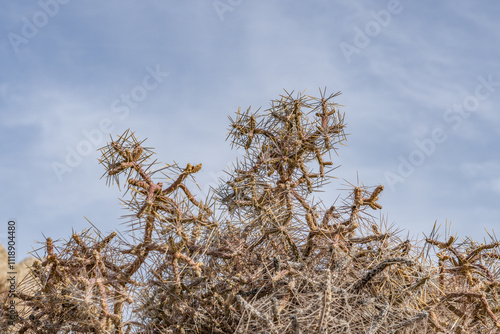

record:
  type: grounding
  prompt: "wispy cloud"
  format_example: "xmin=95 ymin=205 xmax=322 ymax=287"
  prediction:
xmin=1 ymin=1 xmax=499 ymax=259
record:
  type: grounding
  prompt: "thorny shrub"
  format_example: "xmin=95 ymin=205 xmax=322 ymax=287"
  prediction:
xmin=2 ymin=90 xmax=500 ymax=333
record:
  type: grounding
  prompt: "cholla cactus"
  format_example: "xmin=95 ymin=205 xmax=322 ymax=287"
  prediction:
xmin=4 ymin=89 xmax=500 ymax=333
xmin=216 ymin=90 xmax=347 ymax=261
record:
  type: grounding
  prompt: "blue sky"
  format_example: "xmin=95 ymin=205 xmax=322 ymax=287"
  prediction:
xmin=1 ymin=1 xmax=499 ymax=261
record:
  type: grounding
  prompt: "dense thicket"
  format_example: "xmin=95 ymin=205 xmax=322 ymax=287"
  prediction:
xmin=2 ymin=90 xmax=500 ymax=333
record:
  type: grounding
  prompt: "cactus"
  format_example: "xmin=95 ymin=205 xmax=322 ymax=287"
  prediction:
xmin=2 ymin=89 xmax=500 ymax=333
